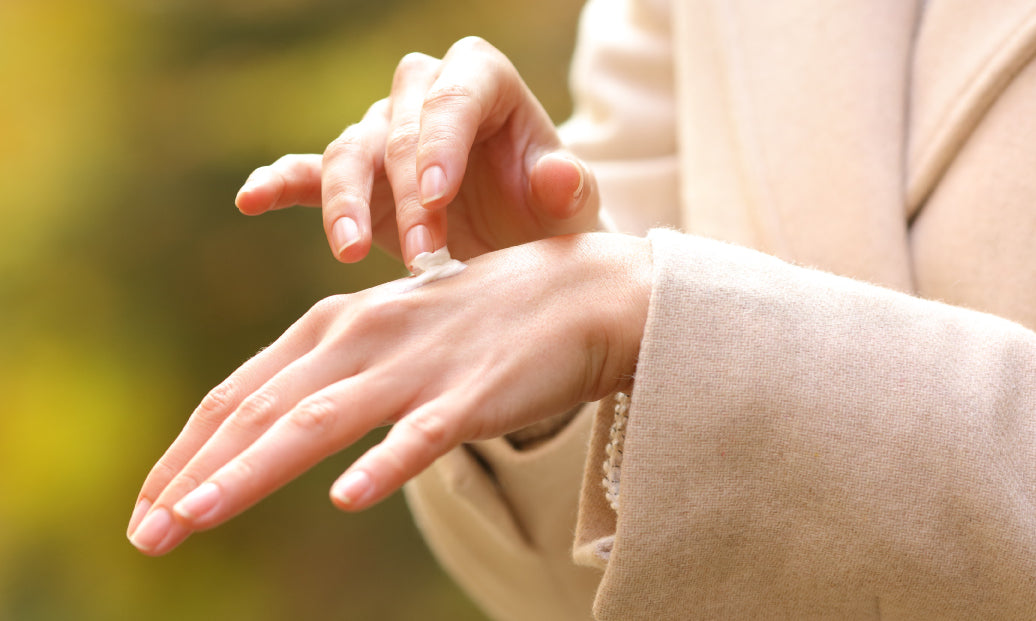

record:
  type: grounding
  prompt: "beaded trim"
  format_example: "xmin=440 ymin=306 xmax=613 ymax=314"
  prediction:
xmin=602 ymin=392 xmax=630 ymax=512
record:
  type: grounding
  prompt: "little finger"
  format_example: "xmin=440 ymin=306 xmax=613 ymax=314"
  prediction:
xmin=331 ymin=397 xmax=465 ymax=511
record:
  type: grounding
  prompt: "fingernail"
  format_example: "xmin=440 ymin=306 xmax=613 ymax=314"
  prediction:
xmin=331 ymin=216 xmax=360 ymax=256
xmin=405 ymin=225 xmax=433 ymax=262
xmin=174 ymin=482 xmax=221 ymax=522
xmin=127 ymin=498 xmax=151 ymax=537
xmin=420 ymin=165 xmax=447 ymax=205
xmin=129 ymin=507 xmax=172 ymax=552
xmin=332 ymin=470 xmax=371 ymax=506
xmin=569 ymin=159 xmax=585 ymax=200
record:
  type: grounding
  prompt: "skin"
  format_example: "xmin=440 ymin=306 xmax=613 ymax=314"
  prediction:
xmin=233 ymin=37 xmax=599 ymax=269
xmin=127 ymin=37 xmax=651 ymax=556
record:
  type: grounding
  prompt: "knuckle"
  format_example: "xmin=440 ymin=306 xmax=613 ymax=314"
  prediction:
xmin=198 ymin=379 xmax=238 ymax=419
xmin=147 ymin=457 xmax=179 ymax=488
xmin=302 ymin=294 xmax=352 ymax=342
xmin=366 ymin=97 xmax=391 ymax=119
xmin=308 ymin=289 xmax=422 ymax=352
xmin=308 ymin=294 xmax=349 ymax=322
xmin=423 ymin=83 xmax=476 ymax=109
xmin=422 ymin=83 xmax=478 ymax=119
xmin=384 ymin=122 xmax=421 ymax=163
xmin=230 ymin=390 xmax=279 ymax=429
xmin=415 ymin=129 xmax=461 ymax=165
xmin=273 ymin=153 xmax=315 ymax=180
xmin=169 ymin=471 xmax=203 ymax=498
xmin=323 ymin=127 xmax=368 ymax=164
xmin=394 ymin=52 xmax=436 ymax=82
xmin=451 ymin=35 xmax=492 ymax=56
xmin=349 ymin=293 xmax=417 ymax=332
xmin=288 ymin=395 xmax=340 ymax=433
xmin=372 ymin=442 xmax=409 ymax=482
xmin=399 ymin=411 xmax=450 ymax=451
xmin=222 ymin=454 xmax=257 ymax=484
xmin=322 ymin=181 xmax=365 ymax=215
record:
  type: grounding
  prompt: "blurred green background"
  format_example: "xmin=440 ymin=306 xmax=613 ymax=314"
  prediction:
xmin=0 ymin=0 xmax=582 ymax=618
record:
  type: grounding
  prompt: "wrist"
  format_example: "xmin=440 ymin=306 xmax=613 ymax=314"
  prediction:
xmin=458 ymin=233 xmax=651 ymax=424
xmin=568 ymin=233 xmax=652 ymax=400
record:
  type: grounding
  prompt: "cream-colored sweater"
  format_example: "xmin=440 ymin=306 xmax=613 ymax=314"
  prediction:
xmin=406 ymin=0 xmax=1036 ymax=618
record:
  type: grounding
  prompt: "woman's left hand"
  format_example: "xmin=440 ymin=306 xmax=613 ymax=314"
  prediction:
xmin=126 ymin=233 xmax=651 ymax=556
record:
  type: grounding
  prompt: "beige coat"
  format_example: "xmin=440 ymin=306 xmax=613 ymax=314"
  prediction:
xmin=405 ymin=0 xmax=1036 ymax=618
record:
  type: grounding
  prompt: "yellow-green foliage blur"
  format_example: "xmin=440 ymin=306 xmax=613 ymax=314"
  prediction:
xmin=0 ymin=0 xmax=582 ymax=618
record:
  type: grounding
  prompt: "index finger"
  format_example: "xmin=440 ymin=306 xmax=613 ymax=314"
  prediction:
xmin=321 ymin=99 xmax=390 ymax=263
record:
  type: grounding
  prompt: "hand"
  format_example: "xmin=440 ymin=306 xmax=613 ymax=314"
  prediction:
xmin=126 ymin=233 xmax=650 ymax=556
xmin=234 ymin=37 xmax=599 ymax=269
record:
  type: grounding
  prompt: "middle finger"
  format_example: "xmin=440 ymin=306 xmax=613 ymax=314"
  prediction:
xmin=384 ymin=52 xmax=446 ymax=267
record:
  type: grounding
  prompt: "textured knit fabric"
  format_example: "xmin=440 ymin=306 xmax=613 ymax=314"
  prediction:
xmin=404 ymin=0 xmax=1036 ymax=618
xmin=578 ymin=230 xmax=1036 ymax=619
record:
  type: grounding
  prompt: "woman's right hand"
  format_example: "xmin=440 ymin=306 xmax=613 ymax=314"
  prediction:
xmin=234 ymin=36 xmax=600 ymax=269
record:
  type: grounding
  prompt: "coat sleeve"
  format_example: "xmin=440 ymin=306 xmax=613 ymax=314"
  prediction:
xmin=575 ymin=228 xmax=1036 ymax=620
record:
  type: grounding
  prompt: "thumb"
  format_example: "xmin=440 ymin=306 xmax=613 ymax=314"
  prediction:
xmin=529 ymin=152 xmax=599 ymax=232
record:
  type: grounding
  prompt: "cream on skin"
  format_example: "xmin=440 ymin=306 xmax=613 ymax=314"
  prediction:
xmin=398 ymin=246 xmax=467 ymax=291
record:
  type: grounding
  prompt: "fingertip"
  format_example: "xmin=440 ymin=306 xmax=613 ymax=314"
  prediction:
xmin=234 ymin=188 xmax=265 ymax=215
xmin=126 ymin=497 xmax=152 ymax=539
xmin=128 ymin=506 xmax=174 ymax=554
xmin=336 ymin=242 xmax=373 ymax=264
xmin=140 ymin=528 xmax=192 ymax=557
xmin=330 ymin=469 xmax=373 ymax=512
xmin=403 ymin=224 xmax=434 ymax=268
xmin=235 ymin=168 xmax=278 ymax=215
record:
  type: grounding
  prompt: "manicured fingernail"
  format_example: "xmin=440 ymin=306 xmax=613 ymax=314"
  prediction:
xmin=405 ymin=225 xmax=433 ymax=263
xmin=420 ymin=165 xmax=447 ymax=205
xmin=332 ymin=470 xmax=371 ymax=506
xmin=127 ymin=498 xmax=151 ymax=537
xmin=129 ymin=507 xmax=172 ymax=552
xmin=174 ymin=482 xmax=221 ymax=522
xmin=331 ymin=216 xmax=360 ymax=257
xmin=569 ymin=158 xmax=585 ymax=200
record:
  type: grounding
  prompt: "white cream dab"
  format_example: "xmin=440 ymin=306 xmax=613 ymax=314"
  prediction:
xmin=397 ymin=246 xmax=467 ymax=292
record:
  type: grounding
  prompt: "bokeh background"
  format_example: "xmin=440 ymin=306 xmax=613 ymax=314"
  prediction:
xmin=0 ymin=0 xmax=583 ymax=618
